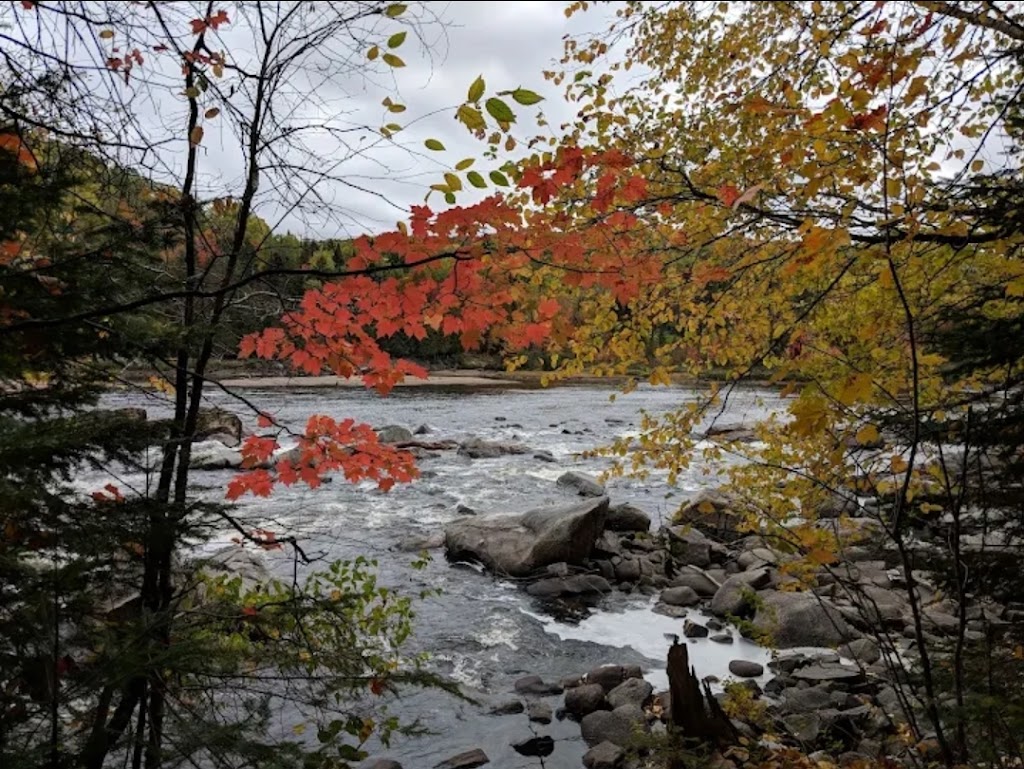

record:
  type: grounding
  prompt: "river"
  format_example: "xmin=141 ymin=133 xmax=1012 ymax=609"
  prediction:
xmin=94 ymin=380 xmax=783 ymax=768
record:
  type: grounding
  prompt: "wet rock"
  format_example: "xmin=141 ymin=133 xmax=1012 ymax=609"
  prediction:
xmin=684 ymin=619 xmax=709 ymax=638
xmin=583 ymin=741 xmax=625 ymax=769
xmin=565 ymin=683 xmax=607 ymax=717
xmin=586 ymin=665 xmax=639 ymax=692
xmin=444 ymin=497 xmax=608 ymax=577
xmin=533 ymin=450 xmax=556 ymax=463
xmin=606 ymin=503 xmax=652 ymax=532
xmin=737 ymin=547 xmax=779 ymax=570
xmin=514 ymin=675 xmax=563 ymax=696
xmin=711 ymin=633 xmax=733 ymax=644
xmin=660 ymin=585 xmax=701 ymax=607
xmin=455 ymin=503 xmax=476 ymax=516
xmin=556 ymin=470 xmax=606 ymax=498
xmin=393 ymin=532 xmax=445 ymax=552
xmin=614 ymin=558 xmax=642 ymax=582
xmin=527 ymin=701 xmax=553 ymax=724
xmin=792 ymin=664 xmax=864 ymax=684
xmin=781 ymin=685 xmax=832 ymax=713
xmin=705 ymin=423 xmax=757 ymax=443
xmin=782 ymin=712 xmax=823 ymax=744
xmin=670 ymin=566 xmax=721 ymax=597
xmin=196 ymin=407 xmax=242 ymax=445
xmin=580 ymin=704 xmax=648 ymax=747
xmin=413 ymin=424 xmax=431 ymax=435
xmin=752 ymin=591 xmax=859 ymax=648
xmin=487 ymin=699 xmax=524 ymax=715
xmin=189 ymin=440 xmax=243 ymax=470
xmin=457 ymin=437 xmax=530 ymax=459
xmin=512 ymin=735 xmax=554 ymax=757
xmin=525 ymin=574 xmax=611 ymax=598
xmin=728 ymin=660 xmax=764 ymax=678
xmin=433 ymin=748 xmax=489 ymax=769
xmin=710 ymin=568 xmax=771 ymax=617
xmin=839 ymin=638 xmax=881 ymax=664
xmin=675 ymin=489 xmax=745 ymax=540
xmin=362 ymin=760 xmax=403 ymax=769
xmin=594 ymin=531 xmax=625 ymax=558
xmin=607 ymin=678 xmax=653 ymax=709
xmin=377 ymin=425 xmax=413 ymax=444
xmin=667 ymin=527 xmax=712 ymax=568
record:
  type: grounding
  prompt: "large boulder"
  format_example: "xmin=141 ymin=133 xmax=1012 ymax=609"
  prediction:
xmin=444 ymin=497 xmax=608 ymax=577
xmin=670 ymin=566 xmax=721 ymax=597
xmin=556 ymin=471 xmax=606 ymax=498
xmin=666 ymin=526 xmax=713 ymax=568
xmin=709 ymin=568 xmax=771 ymax=617
xmin=659 ymin=586 xmax=700 ymax=607
xmin=525 ymin=574 xmax=611 ymax=598
xmin=751 ymin=591 xmax=859 ymax=648
xmin=607 ymin=678 xmax=653 ymax=709
xmin=457 ymin=437 xmax=530 ymax=459
xmin=583 ymin=742 xmax=625 ymax=769
xmin=565 ymin=683 xmax=607 ymax=717
xmin=195 ymin=408 xmax=243 ymax=446
xmin=189 ymin=440 xmax=242 ymax=470
xmin=675 ymin=489 xmax=746 ymax=540
xmin=605 ymin=503 xmax=651 ymax=532
xmin=376 ymin=425 xmax=413 ymax=444
xmin=580 ymin=704 xmax=648 ymax=747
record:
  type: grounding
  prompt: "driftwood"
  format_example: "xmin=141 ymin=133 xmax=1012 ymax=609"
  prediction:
xmin=667 ymin=639 xmax=737 ymax=767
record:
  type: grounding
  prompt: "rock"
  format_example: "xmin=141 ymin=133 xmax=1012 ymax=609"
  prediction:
xmin=670 ymin=566 xmax=721 ymax=597
xmin=586 ymin=665 xmax=639 ymax=692
xmin=781 ymin=685 xmax=833 ymax=713
xmin=728 ymin=660 xmax=764 ymax=678
xmin=527 ymin=701 xmax=553 ymax=724
xmin=839 ymin=638 xmax=881 ymax=664
xmin=488 ymin=699 xmax=524 ymax=715
xmin=614 ymin=558 xmax=642 ymax=582
xmin=684 ymin=619 xmax=709 ymax=638
xmin=710 ymin=568 xmax=771 ymax=618
xmin=737 ymin=548 xmax=779 ymax=570
xmin=565 ymin=683 xmax=607 ymax=716
xmin=377 ymin=425 xmax=413 ymax=444
xmin=594 ymin=531 xmax=625 ymax=558
xmin=512 ymin=735 xmax=554 ymax=757
xmin=675 ymin=489 xmax=745 ymax=539
xmin=556 ymin=470 xmax=606 ymax=498
xmin=583 ymin=741 xmax=625 ymax=769
xmin=659 ymin=585 xmax=701 ymax=607
xmin=394 ymin=532 xmax=445 ymax=552
xmin=433 ymin=749 xmax=489 ymax=769
xmin=195 ymin=407 xmax=242 ymax=445
xmin=782 ymin=712 xmax=823 ymax=744
xmin=580 ymin=705 xmax=648 ymax=748
xmin=362 ymin=760 xmax=403 ymax=769
xmin=455 ymin=503 xmax=476 ymax=515
xmin=198 ymin=545 xmax=269 ymax=590
xmin=667 ymin=527 xmax=712 ymax=568
xmin=607 ymin=678 xmax=653 ymax=709
xmin=457 ymin=437 xmax=529 ymax=459
xmin=710 ymin=633 xmax=733 ymax=644
xmin=189 ymin=440 xmax=243 ymax=470
xmin=444 ymin=497 xmax=608 ymax=577
xmin=413 ymin=424 xmax=431 ymax=435
xmin=533 ymin=450 xmax=556 ymax=463
xmin=605 ymin=503 xmax=652 ymax=532
xmin=705 ymin=423 xmax=758 ymax=443
xmin=514 ymin=675 xmax=563 ymax=696
xmin=752 ymin=591 xmax=858 ymax=648
xmin=792 ymin=664 xmax=864 ymax=684
xmin=526 ymin=574 xmax=611 ymax=598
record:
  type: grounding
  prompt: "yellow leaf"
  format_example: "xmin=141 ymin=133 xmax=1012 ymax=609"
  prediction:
xmin=292 ymin=724 xmax=306 ymax=735
xmin=837 ymin=373 xmax=873 ymax=405
xmin=855 ymin=424 xmax=880 ymax=445
xmin=890 ymin=455 xmax=909 ymax=474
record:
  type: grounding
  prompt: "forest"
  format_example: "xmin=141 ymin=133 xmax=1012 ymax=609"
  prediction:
xmin=1 ymin=2 xmax=1023 ymax=769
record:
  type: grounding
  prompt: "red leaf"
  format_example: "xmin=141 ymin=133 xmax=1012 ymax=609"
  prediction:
xmin=242 ymin=606 xmax=258 ymax=617
xmin=257 ymin=413 xmax=273 ymax=428
xmin=716 ymin=184 xmax=740 ymax=207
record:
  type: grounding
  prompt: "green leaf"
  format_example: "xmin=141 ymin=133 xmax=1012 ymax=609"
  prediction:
xmin=444 ymin=191 xmax=456 ymax=205
xmin=467 ymin=75 xmax=485 ymax=102
xmin=385 ymin=123 xmax=402 ymax=132
xmin=387 ymin=103 xmax=406 ymax=114
xmin=387 ymin=31 xmax=406 ymax=48
xmin=466 ymin=171 xmax=487 ymax=188
xmin=385 ymin=4 xmax=407 ymax=17
xmin=382 ymin=53 xmax=405 ymax=68
xmin=457 ymin=105 xmax=485 ymax=131
xmin=511 ymin=88 xmax=543 ymax=106
xmin=444 ymin=172 xmax=463 ymax=192
xmin=485 ymin=97 xmax=515 ymax=123
xmin=489 ymin=170 xmax=510 ymax=186
xmin=424 ymin=138 xmax=445 ymax=151
xmin=455 ymin=158 xmax=474 ymax=171
xmin=367 ymin=46 xmax=379 ymax=61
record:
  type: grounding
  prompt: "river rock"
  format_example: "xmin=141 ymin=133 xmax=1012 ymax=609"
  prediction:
xmin=198 ymin=545 xmax=270 ymax=590
xmin=683 ymin=619 xmax=709 ymax=638
xmin=705 ymin=423 xmax=757 ymax=443
xmin=527 ymin=701 xmax=553 ymax=724
xmin=737 ymin=547 xmax=779 ymax=570
xmin=580 ymin=704 xmax=648 ymax=747
xmin=711 ymin=633 xmax=733 ymax=643
xmin=613 ymin=557 xmax=642 ymax=582
xmin=526 ymin=574 xmax=611 ymax=598
xmin=565 ymin=683 xmax=606 ymax=716
xmin=839 ymin=638 xmax=881 ymax=664
xmin=752 ymin=591 xmax=858 ymax=648
xmin=792 ymin=663 xmax=864 ymax=684
xmin=605 ymin=503 xmax=651 ymax=532
xmin=660 ymin=586 xmax=700 ymax=607
xmin=512 ymin=736 xmax=554 ymax=757
xmin=782 ymin=712 xmax=824 ymax=744
xmin=189 ymin=440 xmax=243 ymax=470
xmin=377 ymin=425 xmax=413 ymax=444
xmin=393 ymin=532 xmax=445 ymax=552
xmin=675 ymin=489 xmax=745 ymax=539
xmin=362 ymin=760 xmax=403 ymax=769
xmin=533 ymin=450 xmax=556 ymax=463
xmin=607 ymin=678 xmax=653 ymax=709
xmin=433 ymin=749 xmax=489 ymax=769
xmin=781 ymin=685 xmax=832 ymax=713
xmin=585 ymin=664 xmax=640 ymax=692
xmin=444 ymin=497 xmax=608 ymax=577
xmin=488 ymin=699 xmax=524 ymax=715
xmin=583 ymin=741 xmax=625 ymax=769
xmin=710 ymin=568 xmax=771 ymax=617
xmin=556 ymin=470 xmax=606 ymax=497
xmin=196 ymin=407 xmax=243 ymax=445
xmin=667 ymin=527 xmax=712 ymax=568
xmin=728 ymin=660 xmax=764 ymax=678
xmin=457 ymin=437 xmax=529 ymax=459
xmin=670 ymin=566 xmax=721 ymax=597
xmin=514 ymin=675 xmax=563 ymax=696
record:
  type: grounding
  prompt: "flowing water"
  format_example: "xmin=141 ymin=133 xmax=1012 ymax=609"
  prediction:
xmin=93 ymin=381 xmax=784 ymax=768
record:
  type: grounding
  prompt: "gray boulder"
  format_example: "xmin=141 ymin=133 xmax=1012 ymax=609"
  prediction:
xmin=556 ymin=470 xmax=606 ymax=498
xmin=585 ymin=664 xmax=640 ymax=692
xmin=514 ymin=675 xmax=563 ymax=696
xmin=607 ymin=677 xmax=653 ymax=709
xmin=583 ymin=741 xmax=625 ymax=769
xmin=781 ymin=685 xmax=832 ymax=713
xmin=580 ymin=704 xmax=648 ymax=747
xmin=565 ymin=683 xmax=606 ymax=716
xmin=670 ymin=566 xmax=721 ymax=597
xmin=728 ymin=660 xmax=764 ymax=678
xmin=710 ymin=568 xmax=771 ymax=617
xmin=457 ymin=437 xmax=529 ymax=459
xmin=189 ymin=440 xmax=242 ymax=470
xmin=433 ymin=749 xmax=489 ymax=769
xmin=362 ymin=760 xmax=403 ymax=769
xmin=659 ymin=586 xmax=700 ymax=607
xmin=444 ymin=497 xmax=608 ymax=577
xmin=705 ymin=423 xmax=757 ymax=443
xmin=675 ymin=489 xmax=745 ymax=540
xmin=839 ymin=638 xmax=881 ymax=664
xmin=666 ymin=527 xmax=712 ymax=568
xmin=683 ymin=619 xmax=709 ymax=638
xmin=195 ymin=407 xmax=243 ymax=445
xmin=527 ymin=701 xmax=552 ymax=724
xmin=377 ymin=425 xmax=413 ymax=444
xmin=605 ymin=503 xmax=651 ymax=532
xmin=526 ymin=574 xmax=611 ymax=598
xmin=752 ymin=591 xmax=859 ymax=648
xmin=487 ymin=699 xmax=523 ymax=715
